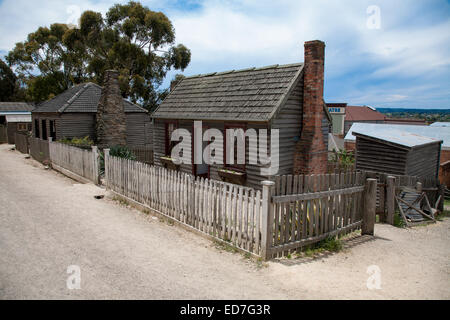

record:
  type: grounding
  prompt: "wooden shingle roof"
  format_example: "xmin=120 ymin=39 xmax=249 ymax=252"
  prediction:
xmin=33 ymin=83 xmax=147 ymax=114
xmin=152 ymin=63 xmax=304 ymax=122
xmin=0 ymin=102 xmax=34 ymax=112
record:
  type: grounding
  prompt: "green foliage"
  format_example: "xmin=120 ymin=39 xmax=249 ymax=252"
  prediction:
xmin=6 ymin=1 xmax=191 ymax=109
xmin=297 ymin=236 xmax=344 ymax=258
xmin=331 ymin=148 xmax=355 ymax=169
xmin=59 ymin=136 xmax=94 ymax=148
xmin=0 ymin=58 xmax=28 ymax=101
xmin=0 ymin=58 xmax=16 ymax=101
xmin=378 ymin=108 xmax=450 ymax=123
xmin=109 ymin=145 xmax=137 ymax=160
xmin=319 ymin=236 xmax=343 ymax=252
xmin=99 ymin=145 xmax=137 ymax=175
xmin=393 ymin=212 xmax=406 ymax=228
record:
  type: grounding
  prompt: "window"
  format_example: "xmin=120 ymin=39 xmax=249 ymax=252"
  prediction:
xmin=49 ymin=120 xmax=56 ymax=140
xmin=41 ymin=119 xmax=47 ymax=140
xmin=34 ymin=119 xmax=40 ymax=138
xmin=165 ymin=121 xmax=178 ymax=156
xmin=17 ymin=123 xmax=28 ymax=131
xmin=224 ymin=123 xmax=246 ymax=172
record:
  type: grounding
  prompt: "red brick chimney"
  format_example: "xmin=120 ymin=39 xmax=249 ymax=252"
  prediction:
xmin=293 ymin=40 xmax=328 ymax=175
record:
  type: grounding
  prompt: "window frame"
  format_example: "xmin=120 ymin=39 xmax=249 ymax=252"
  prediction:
xmin=164 ymin=120 xmax=179 ymax=157
xmin=223 ymin=123 xmax=247 ymax=172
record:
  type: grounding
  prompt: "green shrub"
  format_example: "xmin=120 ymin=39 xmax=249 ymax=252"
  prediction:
xmin=59 ymin=136 xmax=93 ymax=149
xmin=393 ymin=212 xmax=406 ymax=228
xmin=99 ymin=145 xmax=137 ymax=175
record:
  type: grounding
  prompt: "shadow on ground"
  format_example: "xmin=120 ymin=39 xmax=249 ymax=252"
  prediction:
xmin=273 ymin=234 xmax=392 ymax=267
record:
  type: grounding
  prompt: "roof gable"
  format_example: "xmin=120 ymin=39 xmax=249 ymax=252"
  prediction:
xmin=152 ymin=63 xmax=304 ymax=122
xmin=33 ymin=83 xmax=147 ymax=114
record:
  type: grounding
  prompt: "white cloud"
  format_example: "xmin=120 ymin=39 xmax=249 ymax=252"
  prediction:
xmin=0 ymin=0 xmax=448 ymax=108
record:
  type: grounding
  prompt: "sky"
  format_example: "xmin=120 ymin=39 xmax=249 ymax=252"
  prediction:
xmin=0 ymin=0 xmax=449 ymax=109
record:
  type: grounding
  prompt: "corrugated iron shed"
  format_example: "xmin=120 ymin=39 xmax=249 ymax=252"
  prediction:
xmin=353 ymin=130 xmax=442 ymax=178
xmin=345 ymin=123 xmax=450 ymax=150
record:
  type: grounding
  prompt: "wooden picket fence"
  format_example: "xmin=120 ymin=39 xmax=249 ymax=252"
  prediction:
xmin=49 ymin=141 xmax=99 ymax=184
xmin=29 ymin=136 xmax=50 ymax=163
xmin=362 ymin=170 xmax=440 ymax=222
xmin=269 ymin=172 xmax=366 ymax=258
xmin=129 ymin=146 xmax=154 ymax=164
xmin=105 ymin=153 xmax=264 ymax=257
xmin=15 ymin=133 xmax=29 ymax=154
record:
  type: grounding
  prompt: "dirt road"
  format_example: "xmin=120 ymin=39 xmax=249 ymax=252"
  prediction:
xmin=0 ymin=144 xmax=449 ymax=299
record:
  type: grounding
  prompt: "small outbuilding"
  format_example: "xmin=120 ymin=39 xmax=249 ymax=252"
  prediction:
xmin=353 ymin=129 xmax=443 ymax=179
xmin=0 ymin=102 xmax=34 ymax=144
xmin=32 ymin=79 xmax=152 ymax=147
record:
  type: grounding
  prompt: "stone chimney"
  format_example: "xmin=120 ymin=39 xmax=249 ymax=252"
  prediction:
xmin=293 ymin=40 xmax=328 ymax=175
xmin=96 ymin=70 xmax=127 ymax=148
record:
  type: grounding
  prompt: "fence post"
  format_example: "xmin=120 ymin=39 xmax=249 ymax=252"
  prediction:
xmin=104 ymin=148 xmax=110 ymax=190
xmin=92 ymin=146 xmax=99 ymax=185
xmin=415 ymin=182 xmax=423 ymax=193
xmin=386 ymin=176 xmax=396 ymax=225
xmin=362 ymin=178 xmax=377 ymax=235
xmin=261 ymin=180 xmax=275 ymax=261
xmin=437 ymin=183 xmax=444 ymax=212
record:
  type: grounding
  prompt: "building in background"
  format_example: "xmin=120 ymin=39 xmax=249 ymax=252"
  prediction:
xmin=346 ymin=123 xmax=450 ymax=185
xmin=0 ymin=102 xmax=34 ymax=144
xmin=327 ymin=103 xmax=346 ymax=136
xmin=31 ymin=79 xmax=151 ymax=147
xmin=353 ymin=129 xmax=442 ymax=179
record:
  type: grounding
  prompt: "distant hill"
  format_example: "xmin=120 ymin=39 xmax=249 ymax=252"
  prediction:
xmin=377 ymin=108 xmax=450 ymax=122
xmin=377 ymin=108 xmax=450 ymax=114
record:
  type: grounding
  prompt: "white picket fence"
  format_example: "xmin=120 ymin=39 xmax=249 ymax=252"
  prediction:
xmin=105 ymin=153 xmax=264 ymax=256
xmin=49 ymin=141 xmax=99 ymax=184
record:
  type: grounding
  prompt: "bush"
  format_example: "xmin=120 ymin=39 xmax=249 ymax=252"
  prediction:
xmin=59 ymin=136 xmax=94 ymax=149
xmin=99 ymin=145 xmax=137 ymax=175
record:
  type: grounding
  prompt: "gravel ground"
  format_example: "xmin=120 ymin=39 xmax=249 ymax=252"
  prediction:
xmin=0 ymin=144 xmax=449 ymax=300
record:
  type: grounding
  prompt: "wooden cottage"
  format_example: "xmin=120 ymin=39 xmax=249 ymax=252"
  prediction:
xmin=32 ymin=82 xmax=152 ymax=147
xmin=0 ymin=102 xmax=34 ymax=144
xmin=151 ymin=40 xmax=331 ymax=189
xmin=353 ymin=129 xmax=442 ymax=178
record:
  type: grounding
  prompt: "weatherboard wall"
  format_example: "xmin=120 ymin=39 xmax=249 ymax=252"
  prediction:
xmin=355 ymin=135 xmax=441 ymax=178
xmin=32 ymin=112 xmax=150 ymax=146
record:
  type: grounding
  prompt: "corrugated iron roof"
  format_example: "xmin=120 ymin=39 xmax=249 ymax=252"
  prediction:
xmin=430 ymin=122 xmax=450 ymax=127
xmin=152 ymin=63 xmax=304 ymax=122
xmin=5 ymin=114 xmax=32 ymax=122
xmin=345 ymin=105 xmax=386 ymax=121
xmin=345 ymin=123 xmax=449 ymax=149
xmin=33 ymin=83 xmax=147 ymax=114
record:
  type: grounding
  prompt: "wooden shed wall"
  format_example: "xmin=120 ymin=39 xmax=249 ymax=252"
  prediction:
xmin=153 ymin=119 xmax=270 ymax=189
xmin=125 ymin=113 xmax=152 ymax=147
xmin=60 ymin=113 xmax=96 ymax=140
xmin=33 ymin=112 xmax=150 ymax=147
xmin=406 ymin=143 xmax=441 ymax=178
xmin=355 ymin=136 xmax=408 ymax=175
xmin=32 ymin=113 xmax=62 ymax=140
xmin=270 ymin=78 xmax=303 ymax=176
